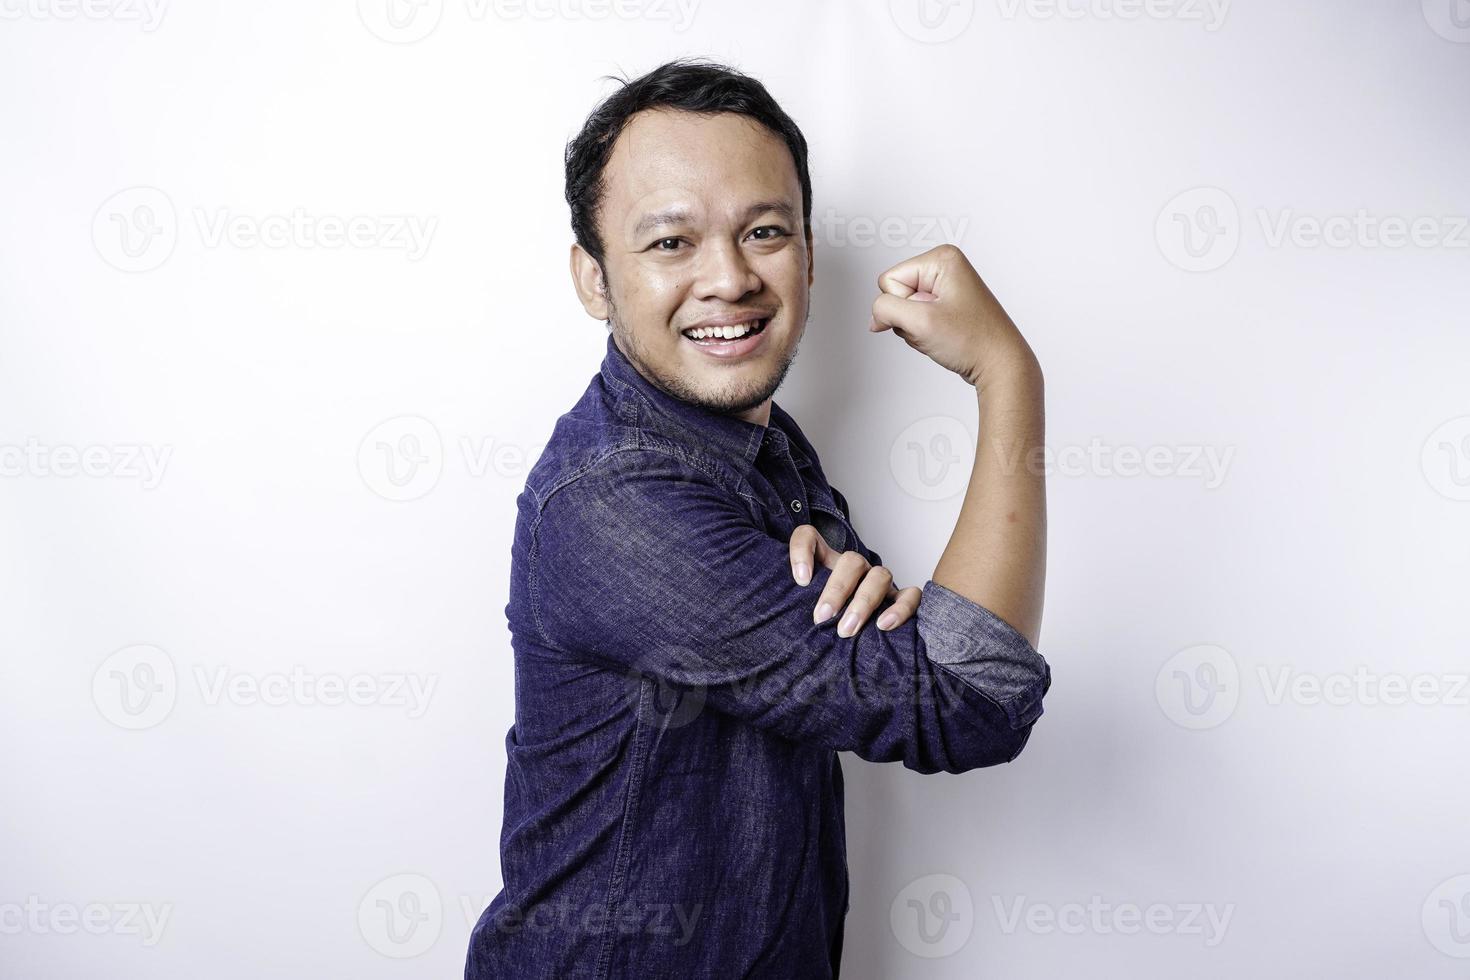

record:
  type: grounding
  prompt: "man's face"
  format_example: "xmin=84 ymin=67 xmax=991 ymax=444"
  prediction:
xmin=571 ymin=109 xmax=813 ymax=425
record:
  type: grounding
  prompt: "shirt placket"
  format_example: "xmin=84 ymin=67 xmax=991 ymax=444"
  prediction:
xmin=757 ymin=427 xmax=811 ymax=541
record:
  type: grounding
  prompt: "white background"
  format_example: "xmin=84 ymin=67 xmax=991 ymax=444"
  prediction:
xmin=3 ymin=1 xmax=1469 ymax=976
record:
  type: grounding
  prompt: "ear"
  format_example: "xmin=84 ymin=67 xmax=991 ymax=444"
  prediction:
xmin=570 ymin=243 xmax=610 ymax=320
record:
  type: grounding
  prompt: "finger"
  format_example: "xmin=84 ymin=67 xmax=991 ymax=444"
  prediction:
xmin=870 ymin=291 xmax=936 ymax=332
xmin=835 ymin=565 xmax=895 ymax=638
xmin=876 ymin=585 xmax=922 ymax=631
xmin=813 ymin=551 xmax=871 ymax=626
xmin=789 ymin=523 xmax=831 ymax=586
xmin=876 ymin=245 xmax=951 ymax=299
xmin=872 ymin=291 xmax=938 ymax=337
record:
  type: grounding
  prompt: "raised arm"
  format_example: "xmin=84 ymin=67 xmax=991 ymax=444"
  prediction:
xmin=869 ymin=244 xmax=1047 ymax=647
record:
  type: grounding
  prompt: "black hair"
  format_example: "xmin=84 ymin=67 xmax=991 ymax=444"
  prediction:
xmin=564 ymin=57 xmax=812 ymax=274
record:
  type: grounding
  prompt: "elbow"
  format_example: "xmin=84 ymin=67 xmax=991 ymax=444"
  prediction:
xmin=937 ymin=665 xmax=1050 ymax=773
xmin=998 ymin=717 xmax=1039 ymax=764
xmin=941 ymin=713 xmax=1041 ymax=773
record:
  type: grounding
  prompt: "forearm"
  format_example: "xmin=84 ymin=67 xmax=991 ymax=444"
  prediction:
xmin=930 ymin=355 xmax=1047 ymax=648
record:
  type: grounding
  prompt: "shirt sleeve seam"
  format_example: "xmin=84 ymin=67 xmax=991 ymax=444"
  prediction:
xmin=526 ymin=445 xmax=746 ymax=652
xmin=928 ymin=658 xmax=1049 ymax=731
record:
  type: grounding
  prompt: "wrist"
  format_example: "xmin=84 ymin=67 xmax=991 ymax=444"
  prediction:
xmin=966 ymin=345 xmax=1042 ymax=393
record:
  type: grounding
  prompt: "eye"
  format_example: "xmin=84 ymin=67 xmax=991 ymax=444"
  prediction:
xmin=653 ymin=237 xmax=685 ymax=252
xmin=748 ymin=226 xmax=789 ymax=242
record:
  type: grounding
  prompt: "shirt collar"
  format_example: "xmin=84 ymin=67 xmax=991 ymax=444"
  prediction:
xmin=599 ymin=332 xmax=809 ymax=470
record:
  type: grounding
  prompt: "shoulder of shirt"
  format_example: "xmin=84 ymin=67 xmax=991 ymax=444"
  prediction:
xmin=520 ymin=377 xmax=757 ymax=517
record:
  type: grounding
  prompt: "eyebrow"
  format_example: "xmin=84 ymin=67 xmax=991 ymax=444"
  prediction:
xmin=631 ymin=200 xmax=798 ymax=238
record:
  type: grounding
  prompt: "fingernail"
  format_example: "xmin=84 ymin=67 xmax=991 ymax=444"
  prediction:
xmin=794 ymin=562 xmax=810 ymax=586
xmin=814 ymin=602 xmax=834 ymax=625
xmin=838 ymin=611 xmax=858 ymax=637
xmin=877 ymin=612 xmax=897 ymax=630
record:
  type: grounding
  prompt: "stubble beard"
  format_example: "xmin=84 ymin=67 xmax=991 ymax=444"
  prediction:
xmin=605 ymin=292 xmax=805 ymax=418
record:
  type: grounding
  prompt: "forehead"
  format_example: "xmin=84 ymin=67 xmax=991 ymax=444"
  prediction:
xmin=600 ymin=109 xmax=800 ymax=222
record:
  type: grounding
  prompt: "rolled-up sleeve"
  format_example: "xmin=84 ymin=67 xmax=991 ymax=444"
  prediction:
xmin=530 ymin=447 xmax=1051 ymax=774
xmin=915 ymin=578 xmax=1051 ymax=760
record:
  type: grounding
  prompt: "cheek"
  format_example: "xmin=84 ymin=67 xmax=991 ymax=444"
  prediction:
xmin=761 ymin=254 xmax=809 ymax=300
xmin=633 ymin=274 xmax=687 ymax=308
xmin=618 ymin=271 xmax=688 ymax=325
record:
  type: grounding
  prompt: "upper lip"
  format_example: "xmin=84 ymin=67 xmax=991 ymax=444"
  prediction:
xmin=682 ymin=311 xmax=774 ymax=333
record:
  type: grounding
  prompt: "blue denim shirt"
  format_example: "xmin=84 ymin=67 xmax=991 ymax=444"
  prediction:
xmin=465 ymin=333 xmax=1051 ymax=980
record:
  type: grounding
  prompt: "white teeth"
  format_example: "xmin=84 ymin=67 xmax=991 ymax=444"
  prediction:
xmin=685 ymin=319 xmax=763 ymax=340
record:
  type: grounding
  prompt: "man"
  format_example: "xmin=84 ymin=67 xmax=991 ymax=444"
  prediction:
xmin=466 ymin=58 xmax=1051 ymax=979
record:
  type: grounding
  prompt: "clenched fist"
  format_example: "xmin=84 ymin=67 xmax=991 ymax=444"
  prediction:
xmin=869 ymin=243 xmax=1039 ymax=389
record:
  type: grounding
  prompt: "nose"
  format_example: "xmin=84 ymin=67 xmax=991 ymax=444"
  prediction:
xmin=692 ymin=237 xmax=762 ymax=304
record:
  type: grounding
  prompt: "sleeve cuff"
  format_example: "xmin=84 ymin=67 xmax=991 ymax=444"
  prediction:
xmin=915 ymin=579 xmax=1052 ymax=730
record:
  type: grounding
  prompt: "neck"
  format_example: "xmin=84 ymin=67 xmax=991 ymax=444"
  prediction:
xmin=735 ymin=400 xmax=771 ymax=427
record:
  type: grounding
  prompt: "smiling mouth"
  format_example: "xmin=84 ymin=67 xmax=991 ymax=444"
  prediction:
xmin=680 ymin=317 xmax=770 ymax=346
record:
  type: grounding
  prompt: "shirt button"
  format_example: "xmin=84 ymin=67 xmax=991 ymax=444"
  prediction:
xmin=790 ymin=499 xmax=802 ymax=513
